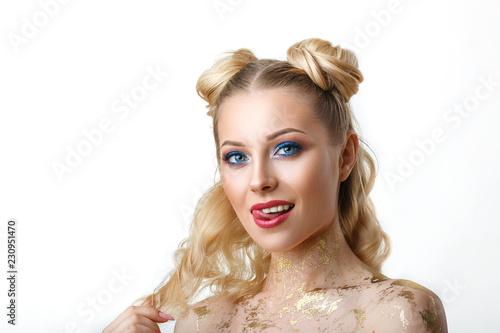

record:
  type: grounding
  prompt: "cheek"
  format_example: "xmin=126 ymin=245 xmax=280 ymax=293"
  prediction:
xmin=294 ymin=155 xmax=338 ymax=215
xmin=221 ymin=172 xmax=235 ymax=202
xmin=221 ymin=170 xmax=248 ymax=210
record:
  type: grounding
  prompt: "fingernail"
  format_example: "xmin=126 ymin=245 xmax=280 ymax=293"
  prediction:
xmin=159 ymin=312 xmax=174 ymax=320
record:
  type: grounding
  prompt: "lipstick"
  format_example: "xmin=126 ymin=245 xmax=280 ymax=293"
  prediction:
xmin=250 ymin=200 xmax=295 ymax=229
xmin=250 ymin=200 xmax=294 ymax=211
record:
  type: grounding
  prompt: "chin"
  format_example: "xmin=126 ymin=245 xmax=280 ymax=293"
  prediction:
xmin=256 ymin=242 xmax=288 ymax=253
xmin=250 ymin=233 xmax=303 ymax=253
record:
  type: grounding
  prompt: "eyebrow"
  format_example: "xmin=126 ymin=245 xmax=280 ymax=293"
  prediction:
xmin=220 ymin=128 xmax=307 ymax=148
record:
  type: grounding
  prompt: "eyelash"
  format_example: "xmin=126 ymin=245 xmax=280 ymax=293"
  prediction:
xmin=222 ymin=142 xmax=303 ymax=166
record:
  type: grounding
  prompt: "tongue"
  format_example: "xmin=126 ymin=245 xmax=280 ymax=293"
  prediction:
xmin=252 ymin=209 xmax=289 ymax=221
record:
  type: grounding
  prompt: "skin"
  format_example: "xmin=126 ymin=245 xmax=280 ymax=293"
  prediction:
xmin=173 ymin=88 xmax=448 ymax=332
xmin=102 ymin=297 xmax=173 ymax=333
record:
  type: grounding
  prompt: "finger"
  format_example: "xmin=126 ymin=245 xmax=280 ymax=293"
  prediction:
xmin=115 ymin=323 xmax=159 ymax=333
xmin=114 ymin=314 xmax=163 ymax=333
xmin=131 ymin=306 xmax=174 ymax=322
xmin=103 ymin=306 xmax=172 ymax=332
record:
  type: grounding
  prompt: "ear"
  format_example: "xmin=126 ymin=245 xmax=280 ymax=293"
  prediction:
xmin=338 ymin=130 xmax=359 ymax=182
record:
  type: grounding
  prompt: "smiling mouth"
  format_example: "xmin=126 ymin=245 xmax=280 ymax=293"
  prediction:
xmin=251 ymin=205 xmax=294 ymax=229
xmin=252 ymin=204 xmax=295 ymax=221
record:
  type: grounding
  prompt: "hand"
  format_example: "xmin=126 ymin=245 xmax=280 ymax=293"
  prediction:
xmin=103 ymin=305 xmax=174 ymax=333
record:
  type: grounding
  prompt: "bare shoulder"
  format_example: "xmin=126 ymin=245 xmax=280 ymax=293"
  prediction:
xmin=368 ymin=278 xmax=448 ymax=333
xmin=174 ymin=296 xmax=237 ymax=333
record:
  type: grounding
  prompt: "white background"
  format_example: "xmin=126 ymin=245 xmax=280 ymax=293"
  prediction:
xmin=1 ymin=0 xmax=499 ymax=332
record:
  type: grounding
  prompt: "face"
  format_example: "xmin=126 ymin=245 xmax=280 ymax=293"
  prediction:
xmin=218 ymin=88 xmax=347 ymax=252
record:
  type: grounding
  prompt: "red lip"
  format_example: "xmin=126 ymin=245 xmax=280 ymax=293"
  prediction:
xmin=250 ymin=200 xmax=294 ymax=212
xmin=252 ymin=208 xmax=294 ymax=229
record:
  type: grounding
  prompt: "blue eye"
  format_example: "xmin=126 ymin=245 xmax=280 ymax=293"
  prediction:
xmin=224 ymin=151 xmax=248 ymax=165
xmin=223 ymin=142 xmax=302 ymax=166
xmin=275 ymin=142 xmax=302 ymax=156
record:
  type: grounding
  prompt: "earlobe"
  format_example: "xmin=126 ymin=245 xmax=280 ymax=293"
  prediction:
xmin=339 ymin=164 xmax=352 ymax=182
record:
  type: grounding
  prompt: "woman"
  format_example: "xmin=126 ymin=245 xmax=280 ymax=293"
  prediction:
xmin=104 ymin=38 xmax=447 ymax=332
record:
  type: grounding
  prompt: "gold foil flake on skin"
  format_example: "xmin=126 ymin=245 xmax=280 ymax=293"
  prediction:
xmin=295 ymin=231 xmax=339 ymax=271
xmin=377 ymin=286 xmax=440 ymax=332
xmin=391 ymin=279 xmax=427 ymax=291
xmin=238 ymin=286 xmax=345 ymax=330
xmin=399 ymin=289 xmax=416 ymax=315
xmin=319 ymin=251 xmax=333 ymax=265
xmin=297 ymin=282 xmax=309 ymax=294
xmin=277 ymin=305 xmax=292 ymax=319
xmin=419 ymin=295 xmax=441 ymax=333
xmin=294 ymin=289 xmax=326 ymax=317
xmin=376 ymin=282 xmax=417 ymax=311
xmin=278 ymin=256 xmax=292 ymax=270
xmin=237 ymin=294 xmax=286 ymax=332
xmin=377 ymin=285 xmax=419 ymax=328
xmin=237 ymin=293 xmax=257 ymax=309
xmin=215 ymin=307 xmax=237 ymax=333
xmin=370 ymin=272 xmax=388 ymax=283
xmin=215 ymin=318 xmax=232 ymax=331
xmin=247 ymin=229 xmax=375 ymax=329
xmin=399 ymin=307 xmax=409 ymax=331
xmin=193 ymin=305 xmax=216 ymax=332
xmin=248 ymin=320 xmax=274 ymax=329
xmin=326 ymin=298 xmax=343 ymax=315
xmin=380 ymin=308 xmax=396 ymax=320
xmin=293 ymin=288 xmax=344 ymax=320
xmin=353 ymin=308 xmax=366 ymax=328
xmin=375 ymin=285 xmax=393 ymax=306
xmin=285 ymin=289 xmax=295 ymax=300
xmin=268 ymin=230 xmax=346 ymax=301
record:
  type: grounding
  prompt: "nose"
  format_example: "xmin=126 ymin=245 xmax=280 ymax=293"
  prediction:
xmin=248 ymin=157 xmax=277 ymax=193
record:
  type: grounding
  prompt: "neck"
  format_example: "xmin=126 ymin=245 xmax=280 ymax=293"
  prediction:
xmin=260 ymin=219 xmax=371 ymax=299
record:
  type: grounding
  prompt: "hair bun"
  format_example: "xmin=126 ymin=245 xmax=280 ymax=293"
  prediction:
xmin=286 ymin=38 xmax=363 ymax=102
xmin=196 ymin=48 xmax=258 ymax=116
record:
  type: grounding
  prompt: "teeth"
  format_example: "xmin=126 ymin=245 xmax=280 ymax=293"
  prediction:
xmin=260 ymin=204 xmax=292 ymax=214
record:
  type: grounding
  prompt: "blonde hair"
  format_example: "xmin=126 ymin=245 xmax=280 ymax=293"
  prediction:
xmin=135 ymin=38 xmax=391 ymax=317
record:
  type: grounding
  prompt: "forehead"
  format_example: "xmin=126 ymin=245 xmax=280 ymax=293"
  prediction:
xmin=217 ymin=88 xmax=324 ymax=142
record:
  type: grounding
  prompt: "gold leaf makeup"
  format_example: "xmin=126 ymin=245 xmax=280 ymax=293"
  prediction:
xmin=193 ymin=305 xmax=215 ymax=332
xmin=419 ymin=295 xmax=442 ymax=333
